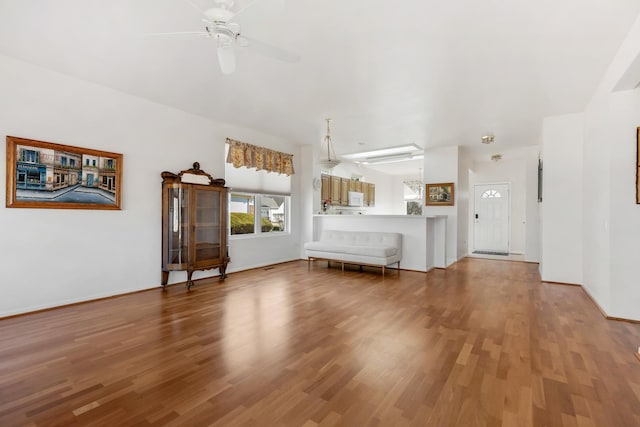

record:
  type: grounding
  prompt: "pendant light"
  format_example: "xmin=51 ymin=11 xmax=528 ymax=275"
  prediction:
xmin=318 ymin=118 xmax=341 ymax=170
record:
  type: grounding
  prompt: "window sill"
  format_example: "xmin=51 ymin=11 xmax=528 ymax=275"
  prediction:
xmin=230 ymin=231 xmax=291 ymax=241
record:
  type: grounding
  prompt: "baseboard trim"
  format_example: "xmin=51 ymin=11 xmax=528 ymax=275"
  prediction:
xmin=579 ymin=284 xmax=611 ymax=320
xmin=542 ymin=280 xmax=581 ymax=287
xmin=546 ymin=282 xmax=640 ymax=364
xmin=0 ymin=286 xmax=157 ymax=320
xmin=1 ymin=260 xmax=303 ymax=320
xmin=544 ymin=280 xmax=640 ymax=324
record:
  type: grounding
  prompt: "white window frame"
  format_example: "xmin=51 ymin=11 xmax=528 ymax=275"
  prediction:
xmin=229 ymin=191 xmax=291 ymax=239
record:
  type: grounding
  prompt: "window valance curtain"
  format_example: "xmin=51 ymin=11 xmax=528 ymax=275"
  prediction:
xmin=226 ymin=138 xmax=295 ymax=176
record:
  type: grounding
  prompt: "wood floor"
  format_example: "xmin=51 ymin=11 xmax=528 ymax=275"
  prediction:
xmin=1 ymin=258 xmax=640 ymax=426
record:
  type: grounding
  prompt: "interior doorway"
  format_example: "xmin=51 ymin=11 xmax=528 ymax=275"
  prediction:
xmin=473 ymin=183 xmax=510 ymax=255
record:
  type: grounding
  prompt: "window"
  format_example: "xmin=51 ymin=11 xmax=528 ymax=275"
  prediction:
xmin=481 ymin=190 xmax=502 ymax=199
xmin=230 ymin=192 xmax=288 ymax=236
xmin=224 ymin=144 xmax=291 ymax=238
xmin=20 ymin=149 xmax=39 ymax=163
xmin=61 ymin=156 xmax=67 ymax=166
xmin=230 ymin=193 xmax=255 ymax=235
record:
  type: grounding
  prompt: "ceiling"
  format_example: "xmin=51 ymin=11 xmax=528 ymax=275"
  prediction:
xmin=1 ymin=0 xmax=639 ymax=171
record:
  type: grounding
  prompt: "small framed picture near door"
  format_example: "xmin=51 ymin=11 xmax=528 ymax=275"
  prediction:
xmin=636 ymin=127 xmax=640 ymax=204
xmin=426 ymin=182 xmax=454 ymax=206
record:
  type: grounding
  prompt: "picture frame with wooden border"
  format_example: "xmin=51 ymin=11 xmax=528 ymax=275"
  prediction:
xmin=6 ymin=135 xmax=123 ymax=210
xmin=425 ymin=182 xmax=454 ymax=206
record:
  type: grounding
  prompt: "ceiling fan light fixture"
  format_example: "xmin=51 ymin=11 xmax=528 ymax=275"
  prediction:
xmin=157 ymin=0 xmax=298 ymax=75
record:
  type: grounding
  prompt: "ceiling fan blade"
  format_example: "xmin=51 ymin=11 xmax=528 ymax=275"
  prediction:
xmin=217 ymin=45 xmax=236 ymax=74
xmin=241 ymin=35 xmax=300 ymax=63
xmin=181 ymin=0 xmax=206 ymax=15
xmin=230 ymin=0 xmax=285 ymax=24
xmin=144 ymin=31 xmax=209 ymax=37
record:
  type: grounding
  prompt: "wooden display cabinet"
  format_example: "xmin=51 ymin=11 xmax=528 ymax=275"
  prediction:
xmin=161 ymin=162 xmax=230 ymax=289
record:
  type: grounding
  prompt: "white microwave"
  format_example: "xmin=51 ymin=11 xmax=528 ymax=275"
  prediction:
xmin=348 ymin=191 xmax=364 ymax=207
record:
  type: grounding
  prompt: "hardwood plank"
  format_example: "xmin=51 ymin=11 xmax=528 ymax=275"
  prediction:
xmin=1 ymin=258 xmax=640 ymax=426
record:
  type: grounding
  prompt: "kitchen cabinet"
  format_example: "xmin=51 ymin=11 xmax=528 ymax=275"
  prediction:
xmin=364 ymin=182 xmax=376 ymax=206
xmin=340 ymin=178 xmax=350 ymax=205
xmin=320 ymin=175 xmax=375 ymax=207
xmin=321 ymin=174 xmax=331 ymax=202
xmin=330 ymin=175 xmax=341 ymax=204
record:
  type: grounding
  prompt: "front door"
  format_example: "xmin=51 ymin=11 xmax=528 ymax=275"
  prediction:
xmin=473 ymin=183 xmax=510 ymax=253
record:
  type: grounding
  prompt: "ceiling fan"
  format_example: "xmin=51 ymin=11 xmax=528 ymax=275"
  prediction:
xmin=151 ymin=0 xmax=300 ymax=74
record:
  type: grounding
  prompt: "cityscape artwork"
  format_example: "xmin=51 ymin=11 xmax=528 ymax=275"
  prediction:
xmin=5 ymin=136 xmax=122 ymax=210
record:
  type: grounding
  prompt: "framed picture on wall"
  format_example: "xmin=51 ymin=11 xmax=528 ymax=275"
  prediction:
xmin=5 ymin=135 xmax=123 ymax=210
xmin=425 ymin=182 xmax=454 ymax=206
xmin=637 ymin=127 xmax=640 ymax=204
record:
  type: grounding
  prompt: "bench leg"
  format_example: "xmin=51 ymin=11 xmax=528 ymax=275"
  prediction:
xmin=397 ymin=261 xmax=401 ymax=275
xmin=382 ymin=265 xmax=385 ymax=276
xmin=341 ymin=262 xmax=344 ymax=272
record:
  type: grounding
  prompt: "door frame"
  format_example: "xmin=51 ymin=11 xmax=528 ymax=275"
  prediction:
xmin=472 ymin=182 xmax=511 ymax=254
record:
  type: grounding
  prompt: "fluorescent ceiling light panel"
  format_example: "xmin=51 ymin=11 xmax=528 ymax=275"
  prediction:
xmin=342 ymin=144 xmax=422 ymax=160
xmin=360 ymin=154 xmax=425 ymax=165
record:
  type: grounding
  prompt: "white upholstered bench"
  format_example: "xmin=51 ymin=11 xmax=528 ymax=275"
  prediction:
xmin=304 ymin=230 xmax=402 ymax=274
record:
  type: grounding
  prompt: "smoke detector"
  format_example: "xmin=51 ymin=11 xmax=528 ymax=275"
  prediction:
xmin=481 ymin=135 xmax=495 ymax=144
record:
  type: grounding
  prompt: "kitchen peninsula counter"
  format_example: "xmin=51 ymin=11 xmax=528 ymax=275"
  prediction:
xmin=312 ymin=214 xmax=447 ymax=272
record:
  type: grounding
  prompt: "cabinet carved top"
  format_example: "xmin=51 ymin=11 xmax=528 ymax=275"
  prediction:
xmin=161 ymin=162 xmax=226 ymax=187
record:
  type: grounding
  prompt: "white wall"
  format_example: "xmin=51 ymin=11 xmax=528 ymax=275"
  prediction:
xmin=580 ymin=12 xmax=640 ymax=319
xmin=457 ymin=148 xmax=472 ymax=260
xmin=469 ymin=146 xmax=539 ymax=259
xmin=298 ymin=145 xmax=315 ymax=258
xmin=540 ymin=113 xmax=583 ymax=285
xmin=423 ymin=146 xmax=458 ymax=266
xmin=606 ymin=89 xmax=640 ymax=319
xmin=538 ymin=14 xmax=640 ymax=320
xmin=524 ymin=150 xmax=540 ymax=263
xmin=0 ymin=54 xmax=302 ymax=317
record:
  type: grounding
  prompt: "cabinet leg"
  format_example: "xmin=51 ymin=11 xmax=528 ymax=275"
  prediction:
xmin=186 ymin=271 xmax=194 ymax=290
xmin=161 ymin=271 xmax=169 ymax=288
xmin=219 ymin=264 xmax=227 ymax=280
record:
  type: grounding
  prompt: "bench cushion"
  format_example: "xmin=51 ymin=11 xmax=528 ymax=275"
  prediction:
xmin=304 ymin=241 xmax=397 ymax=258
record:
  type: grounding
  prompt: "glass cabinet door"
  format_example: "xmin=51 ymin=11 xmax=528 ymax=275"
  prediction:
xmin=166 ymin=185 xmax=189 ymax=265
xmin=193 ymin=188 xmax=221 ymax=263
